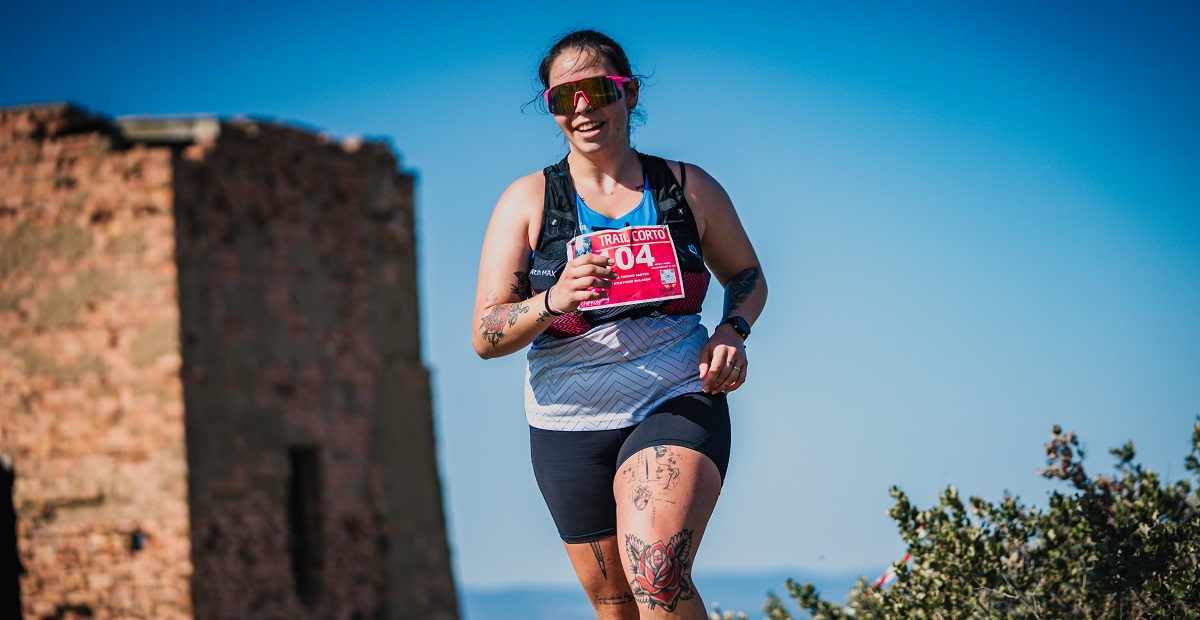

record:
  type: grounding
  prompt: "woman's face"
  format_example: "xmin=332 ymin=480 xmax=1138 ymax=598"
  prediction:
xmin=546 ymin=48 xmax=638 ymax=157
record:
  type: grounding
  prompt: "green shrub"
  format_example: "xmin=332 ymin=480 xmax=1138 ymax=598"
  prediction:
xmin=758 ymin=420 xmax=1200 ymax=620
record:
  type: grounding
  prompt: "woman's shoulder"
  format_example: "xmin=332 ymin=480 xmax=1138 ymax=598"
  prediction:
xmin=487 ymin=169 xmax=550 ymax=252
xmin=642 ymin=155 xmax=720 ymax=194
xmin=493 ymin=169 xmax=546 ymax=218
xmin=653 ymin=159 xmax=725 ymax=209
xmin=663 ymin=159 xmax=734 ymax=237
xmin=503 ymin=169 xmax=547 ymax=201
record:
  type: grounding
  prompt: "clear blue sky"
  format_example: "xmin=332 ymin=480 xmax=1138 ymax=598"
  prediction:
xmin=4 ymin=0 xmax=1198 ymax=591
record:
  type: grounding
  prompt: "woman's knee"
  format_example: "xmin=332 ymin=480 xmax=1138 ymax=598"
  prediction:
xmin=563 ymin=538 xmax=640 ymax=617
xmin=622 ymin=525 xmax=704 ymax=614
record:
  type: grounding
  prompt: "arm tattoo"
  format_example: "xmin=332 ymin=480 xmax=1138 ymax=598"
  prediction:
xmin=626 ymin=529 xmax=695 ymax=612
xmin=589 ymin=540 xmax=608 ymax=579
xmin=535 ymin=310 xmax=553 ymax=323
xmin=511 ymin=271 xmax=532 ymax=300
xmin=506 ymin=303 xmax=528 ymax=327
xmin=479 ymin=303 xmax=530 ymax=348
xmin=722 ymin=266 xmax=761 ymax=318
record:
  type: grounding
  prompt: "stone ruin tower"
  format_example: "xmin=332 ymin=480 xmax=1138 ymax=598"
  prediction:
xmin=0 ymin=103 xmax=458 ymax=619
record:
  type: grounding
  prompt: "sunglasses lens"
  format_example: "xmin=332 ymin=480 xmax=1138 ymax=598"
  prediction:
xmin=546 ymin=85 xmax=578 ymax=115
xmin=546 ymin=77 xmax=623 ymax=114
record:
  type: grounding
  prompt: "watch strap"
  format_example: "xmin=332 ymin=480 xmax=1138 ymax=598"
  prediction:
xmin=720 ymin=316 xmax=750 ymax=340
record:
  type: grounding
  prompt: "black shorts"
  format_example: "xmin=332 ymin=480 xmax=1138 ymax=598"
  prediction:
xmin=529 ymin=392 xmax=731 ymax=544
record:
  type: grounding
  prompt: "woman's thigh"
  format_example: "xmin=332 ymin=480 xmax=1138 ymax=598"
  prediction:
xmin=612 ymin=392 xmax=730 ymax=617
xmin=530 ymin=425 xmax=631 ymax=543
xmin=615 ymin=445 xmax=722 ymax=617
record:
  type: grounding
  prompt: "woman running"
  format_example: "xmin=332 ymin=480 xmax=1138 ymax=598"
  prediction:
xmin=472 ymin=29 xmax=767 ymax=619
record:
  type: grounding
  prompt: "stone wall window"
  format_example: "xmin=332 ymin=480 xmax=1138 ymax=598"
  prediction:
xmin=1 ymin=455 xmax=20 ymax=614
xmin=2 ymin=458 xmax=21 ymax=618
xmin=287 ymin=446 xmax=322 ymax=606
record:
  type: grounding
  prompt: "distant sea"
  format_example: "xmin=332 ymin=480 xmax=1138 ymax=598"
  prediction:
xmin=460 ymin=569 xmax=874 ymax=620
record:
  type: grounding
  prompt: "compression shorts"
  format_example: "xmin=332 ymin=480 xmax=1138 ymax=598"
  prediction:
xmin=529 ymin=392 xmax=731 ymax=544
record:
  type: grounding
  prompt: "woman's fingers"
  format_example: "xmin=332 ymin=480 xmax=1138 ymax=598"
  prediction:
xmin=726 ymin=359 xmax=748 ymax=392
xmin=586 ymin=275 xmax=613 ymax=288
xmin=697 ymin=346 xmax=713 ymax=382
xmin=702 ymin=345 xmax=731 ymax=392
xmin=702 ymin=344 xmax=748 ymax=393
xmin=552 ymin=254 xmax=617 ymax=310
xmin=569 ymin=259 xmax=615 ymax=280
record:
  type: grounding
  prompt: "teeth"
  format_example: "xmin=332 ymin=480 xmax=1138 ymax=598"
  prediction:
xmin=578 ymin=122 xmax=601 ymax=131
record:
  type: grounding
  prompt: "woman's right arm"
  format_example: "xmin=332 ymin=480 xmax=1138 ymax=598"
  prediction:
xmin=472 ymin=174 xmax=616 ymax=359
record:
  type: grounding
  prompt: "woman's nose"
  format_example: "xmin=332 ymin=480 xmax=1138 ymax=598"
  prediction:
xmin=573 ymin=92 xmax=593 ymax=113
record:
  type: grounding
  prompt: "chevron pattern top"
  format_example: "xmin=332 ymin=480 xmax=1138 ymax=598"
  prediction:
xmin=524 ymin=314 xmax=708 ymax=431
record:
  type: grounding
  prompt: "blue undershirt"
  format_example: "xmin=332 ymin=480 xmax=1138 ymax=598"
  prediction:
xmin=575 ymin=177 xmax=655 ymax=234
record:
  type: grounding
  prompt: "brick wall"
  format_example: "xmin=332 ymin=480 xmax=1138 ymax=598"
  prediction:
xmin=0 ymin=104 xmax=458 ymax=620
xmin=0 ymin=104 xmax=192 ymax=619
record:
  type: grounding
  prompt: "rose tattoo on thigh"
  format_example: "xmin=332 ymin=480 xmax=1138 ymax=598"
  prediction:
xmin=625 ymin=529 xmax=695 ymax=611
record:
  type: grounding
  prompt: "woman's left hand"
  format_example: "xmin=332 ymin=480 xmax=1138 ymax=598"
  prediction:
xmin=698 ymin=326 xmax=748 ymax=393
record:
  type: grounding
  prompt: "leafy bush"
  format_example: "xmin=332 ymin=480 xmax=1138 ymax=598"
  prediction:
xmin=745 ymin=420 xmax=1200 ymax=620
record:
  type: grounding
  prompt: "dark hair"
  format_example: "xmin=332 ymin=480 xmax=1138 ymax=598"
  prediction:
xmin=538 ymin=30 xmax=635 ymax=89
xmin=533 ymin=29 xmax=645 ymax=129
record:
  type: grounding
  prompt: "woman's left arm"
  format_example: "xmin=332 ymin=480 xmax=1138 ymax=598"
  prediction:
xmin=678 ymin=162 xmax=768 ymax=394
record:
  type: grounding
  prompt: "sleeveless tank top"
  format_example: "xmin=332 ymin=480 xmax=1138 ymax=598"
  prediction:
xmin=527 ymin=152 xmax=710 ymax=337
xmin=524 ymin=153 xmax=711 ymax=431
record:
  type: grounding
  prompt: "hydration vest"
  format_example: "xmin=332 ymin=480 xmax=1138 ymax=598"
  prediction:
xmin=528 ymin=152 xmax=711 ymax=338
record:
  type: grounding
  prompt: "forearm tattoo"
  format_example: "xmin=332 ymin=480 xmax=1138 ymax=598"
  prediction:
xmin=478 ymin=302 xmax=529 ymax=348
xmin=478 ymin=273 xmax=535 ymax=347
xmin=722 ymin=266 xmax=761 ymax=318
xmin=626 ymin=529 xmax=695 ymax=612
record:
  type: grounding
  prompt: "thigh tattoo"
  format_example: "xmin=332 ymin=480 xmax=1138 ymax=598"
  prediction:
xmin=620 ymin=447 xmax=682 ymax=526
xmin=625 ymin=529 xmax=695 ymax=612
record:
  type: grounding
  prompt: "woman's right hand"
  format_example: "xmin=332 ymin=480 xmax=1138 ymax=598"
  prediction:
xmin=548 ymin=253 xmax=617 ymax=313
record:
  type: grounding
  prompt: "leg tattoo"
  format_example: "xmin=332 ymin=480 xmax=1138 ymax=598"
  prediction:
xmin=633 ymin=485 xmax=652 ymax=510
xmin=595 ymin=593 xmax=635 ymax=606
xmin=589 ymin=540 xmax=608 ymax=579
xmin=626 ymin=530 xmax=695 ymax=612
xmin=622 ymin=450 xmax=680 ymax=526
xmin=654 ymin=446 xmax=681 ymax=490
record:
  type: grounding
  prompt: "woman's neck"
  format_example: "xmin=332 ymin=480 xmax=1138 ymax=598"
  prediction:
xmin=567 ymin=147 xmax=641 ymax=194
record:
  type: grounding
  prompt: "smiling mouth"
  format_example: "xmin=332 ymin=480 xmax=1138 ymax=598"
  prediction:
xmin=575 ymin=121 xmax=603 ymax=132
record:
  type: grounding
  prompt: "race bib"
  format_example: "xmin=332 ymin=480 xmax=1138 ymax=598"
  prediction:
xmin=566 ymin=225 xmax=686 ymax=311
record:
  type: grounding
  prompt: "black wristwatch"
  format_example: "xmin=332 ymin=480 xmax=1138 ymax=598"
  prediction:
xmin=719 ymin=316 xmax=751 ymax=341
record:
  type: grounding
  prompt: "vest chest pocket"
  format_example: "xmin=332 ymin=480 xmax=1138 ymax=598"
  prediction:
xmin=529 ymin=248 xmax=566 ymax=294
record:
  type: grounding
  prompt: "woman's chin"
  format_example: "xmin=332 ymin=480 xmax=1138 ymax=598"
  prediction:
xmin=569 ymin=135 xmax=624 ymax=156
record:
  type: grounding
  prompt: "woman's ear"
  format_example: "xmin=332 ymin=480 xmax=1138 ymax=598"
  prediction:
xmin=626 ymin=79 xmax=640 ymax=110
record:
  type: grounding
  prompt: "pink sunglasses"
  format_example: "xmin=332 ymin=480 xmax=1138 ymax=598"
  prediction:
xmin=543 ymin=76 xmax=634 ymax=114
